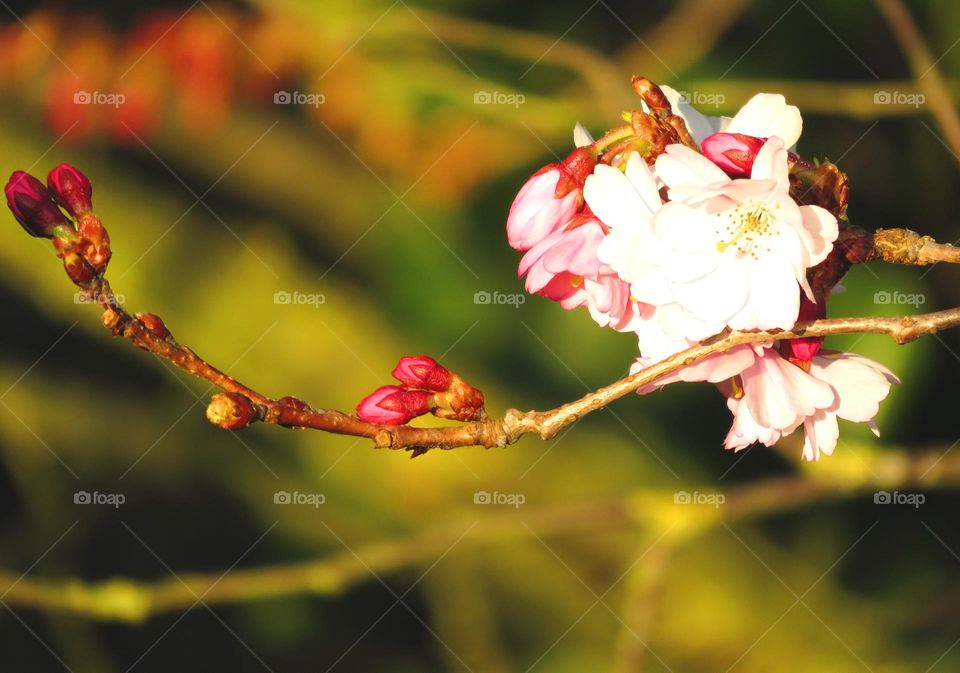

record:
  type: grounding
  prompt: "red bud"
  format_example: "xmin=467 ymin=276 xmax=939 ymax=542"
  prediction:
xmin=701 ymin=132 xmax=766 ymax=178
xmin=357 ymin=386 xmax=431 ymax=425
xmin=5 ymin=171 xmax=72 ymax=238
xmin=392 ymin=355 xmax=452 ymax=392
xmin=47 ymin=163 xmax=93 ymax=218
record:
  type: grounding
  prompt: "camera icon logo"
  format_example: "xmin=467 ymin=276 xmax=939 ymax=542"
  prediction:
xmin=873 ymin=91 xmax=891 ymax=104
xmin=274 ymin=290 xmax=292 ymax=305
xmin=474 ymin=490 xmax=491 ymax=504
xmin=473 ymin=91 xmax=491 ymax=105
xmin=474 ymin=291 xmax=491 ymax=305
xmin=274 ymin=91 xmax=292 ymax=104
xmin=874 ymin=490 xmax=892 ymax=504
xmin=74 ymin=490 xmax=92 ymax=505
xmin=673 ymin=491 xmax=692 ymax=505
xmin=873 ymin=290 xmax=892 ymax=305
xmin=274 ymin=490 xmax=292 ymax=504
xmin=74 ymin=91 xmax=92 ymax=105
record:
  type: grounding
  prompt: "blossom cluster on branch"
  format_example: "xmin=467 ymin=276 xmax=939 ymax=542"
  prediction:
xmin=506 ymin=78 xmax=898 ymax=460
xmin=4 ymin=75 xmax=958 ymax=458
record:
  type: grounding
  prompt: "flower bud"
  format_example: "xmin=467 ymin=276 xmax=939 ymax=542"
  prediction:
xmin=47 ymin=163 xmax=93 ymax=218
xmin=356 ymin=385 xmax=431 ymax=425
xmin=507 ymin=147 xmax=596 ymax=251
xmin=5 ymin=171 xmax=72 ymax=238
xmin=207 ymin=392 xmax=259 ymax=430
xmin=701 ymin=132 xmax=766 ymax=177
xmin=432 ymin=375 xmax=486 ymax=422
xmin=391 ymin=355 xmax=451 ymax=392
xmin=136 ymin=312 xmax=171 ymax=340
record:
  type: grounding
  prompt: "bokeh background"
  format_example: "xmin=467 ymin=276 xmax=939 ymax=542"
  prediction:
xmin=1 ymin=0 xmax=959 ymax=671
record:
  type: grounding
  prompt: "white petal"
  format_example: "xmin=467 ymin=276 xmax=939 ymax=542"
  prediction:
xmin=728 ymin=254 xmax=801 ymax=331
xmin=809 ymin=352 xmax=898 ymax=423
xmin=624 ymin=152 xmax=663 ymax=215
xmin=798 ymin=204 xmax=839 ymax=266
xmin=655 ymin=144 xmax=730 ymax=190
xmin=584 ymin=164 xmax=656 ymax=231
xmin=726 ymin=93 xmax=803 ymax=149
xmin=660 ymin=85 xmax=721 ymax=145
xmin=672 ymin=253 xmax=750 ymax=324
xmin=573 ymin=122 xmax=594 ymax=148
xmin=749 ymin=137 xmax=789 ymax=192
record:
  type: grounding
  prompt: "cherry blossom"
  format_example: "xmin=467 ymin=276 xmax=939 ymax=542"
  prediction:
xmin=653 ymin=137 xmax=838 ymax=332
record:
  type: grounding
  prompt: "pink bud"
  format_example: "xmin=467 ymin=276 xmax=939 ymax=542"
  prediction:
xmin=47 ymin=163 xmax=93 ymax=218
xmin=5 ymin=171 xmax=71 ymax=238
xmin=782 ymin=293 xmax=826 ymax=363
xmin=392 ymin=355 xmax=451 ymax=392
xmin=357 ymin=385 xmax=432 ymax=425
xmin=507 ymin=147 xmax=595 ymax=252
xmin=701 ymin=132 xmax=766 ymax=178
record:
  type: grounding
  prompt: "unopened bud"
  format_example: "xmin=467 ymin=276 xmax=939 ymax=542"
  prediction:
xmin=392 ymin=355 xmax=451 ymax=392
xmin=136 ymin=312 xmax=171 ymax=340
xmin=47 ymin=163 xmax=93 ymax=218
xmin=432 ymin=375 xmax=485 ymax=422
xmin=76 ymin=214 xmax=111 ymax=273
xmin=701 ymin=132 xmax=766 ymax=177
xmin=356 ymin=385 xmax=431 ymax=425
xmin=207 ymin=392 xmax=259 ymax=430
xmin=5 ymin=171 xmax=73 ymax=238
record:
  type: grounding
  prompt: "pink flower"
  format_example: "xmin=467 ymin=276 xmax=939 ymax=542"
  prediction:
xmin=652 ymin=137 xmax=838 ymax=332
xmin=701 ymin=132 xmax=766 ymax=177
xmin=721 ymin=349 xmax=899 ymax=461
xmin=392 ymin=355 xmax=451 ymax=392
xmin=356 ymin=385 xmax=431 ymax=425
xmin=722 ymin=349 xmax=836 ymax=452
xmin=518 ymin=215 xmax=638 ymax=331
xmin=801 ymin=351 xmax=900 ymax=461
xmin=507 ymin=147 xmax=595 ymax=251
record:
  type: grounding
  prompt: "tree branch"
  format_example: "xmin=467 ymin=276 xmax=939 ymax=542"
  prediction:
xmin=76 ymin=227 xmax=960 ymax=452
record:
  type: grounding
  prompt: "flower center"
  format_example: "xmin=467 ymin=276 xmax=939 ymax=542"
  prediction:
xmin=715 ymin=202 xmax=778 ymax=258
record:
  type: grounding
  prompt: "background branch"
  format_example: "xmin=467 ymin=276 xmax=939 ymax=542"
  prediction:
xmin=1 ymin=447 xmax=955 ymax=623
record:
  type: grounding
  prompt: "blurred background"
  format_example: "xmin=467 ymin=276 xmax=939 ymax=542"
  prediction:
xmin=1 ymin=0 xmax=959 ymax=671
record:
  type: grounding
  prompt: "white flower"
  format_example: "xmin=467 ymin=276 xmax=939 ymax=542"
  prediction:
xmin=659 ymin=85 xmax=802 ymax=148
xmin=652 ymin=137 xmax=838 ymax=333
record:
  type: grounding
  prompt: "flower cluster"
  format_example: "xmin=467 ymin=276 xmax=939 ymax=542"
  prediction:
xmin=5 ymin=163 xmax=110 ymax=290
xmin=357 ymin=356 xmax=485 ymax=425
xmin=507 ymin=78 xmax=898 ymax=460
